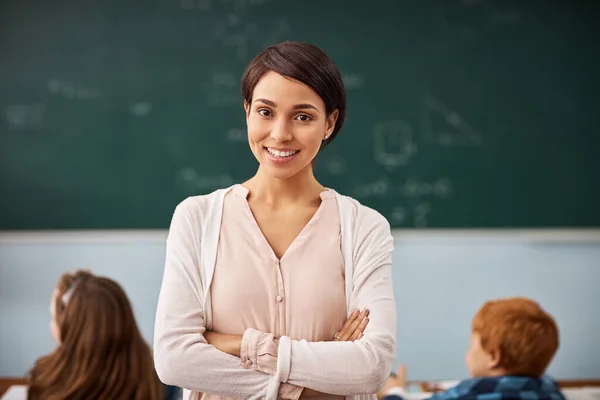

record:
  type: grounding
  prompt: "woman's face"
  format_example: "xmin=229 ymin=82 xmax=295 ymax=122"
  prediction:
xmin=245 ymin=71 xmax=338 ymax=180
xmin=49 ymin=289 xmax=60 ymax=343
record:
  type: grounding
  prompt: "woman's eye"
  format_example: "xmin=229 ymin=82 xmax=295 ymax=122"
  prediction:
xmin=295 ymin=114 xmax=312 ymax=122
xmin=258 ymin=109 xmax=271 ymax=117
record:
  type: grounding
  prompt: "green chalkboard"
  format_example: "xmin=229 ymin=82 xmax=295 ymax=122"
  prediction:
xmin=1 ymin=0 xmax=598 ymax=229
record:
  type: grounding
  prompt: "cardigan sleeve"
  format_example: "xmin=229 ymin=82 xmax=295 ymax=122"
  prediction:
xmin=238 ymin=205 xmax=397 ymax=395
xmin=153 ymin=197 xmax=302 ymax=399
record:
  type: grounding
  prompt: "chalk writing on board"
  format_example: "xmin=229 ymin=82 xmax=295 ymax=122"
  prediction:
xmin=204 ymin=72 xmax=240 ymax=107
xmin=373 ymin=120 xmax=417 ymax=167
xmin=226 ymin=128 xmax=246 ymax=142
xmin=398 ymin=177 xmax=453 ymax=199
xmin=177 ymin=167 xmax=234 ymax=193
xmin=129 ymin=102 xmax=152 ymax=116
xmin=47 ymin=80 xmax=101 ymax=100
xmin=204 ymin=74 xmax=239 ymax=106
xmin=389 ymin=207 xmax=408 ymax=225
xmin=413 ymin=202 xmax=431 ymax=227
xmin=342 ymin=74 xmax=365 ymax=90
xmin=4 ymin=104 xmax=45 ymax=130
xmin=389 ymin=202 xmax=432 ymax=227
xmin=353 ymin=177 xmax=453 ymax=200
xmin=352 ymin=177 xmax=394 ymax=198
xmin=421 ymin=93 xmax=482 ymax=146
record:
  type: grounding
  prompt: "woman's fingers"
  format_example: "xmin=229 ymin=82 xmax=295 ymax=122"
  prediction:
xmin=333 ymin=310 xmax=360 ymax=340
xmin=349 ymin=313 xmax=369 ymax=341
xmin=346 ymin=309 xmax=368 ymax=337
xmin=334 ymin=309 xmax=369 ymax=341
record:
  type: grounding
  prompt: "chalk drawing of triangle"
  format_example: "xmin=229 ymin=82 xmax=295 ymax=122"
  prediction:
xmin=421 ymin=93 xmax=483 ymax=146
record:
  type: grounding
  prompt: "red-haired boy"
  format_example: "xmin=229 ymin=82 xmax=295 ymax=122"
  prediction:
xmin=379 ymin=297 xmax=564 ymax=400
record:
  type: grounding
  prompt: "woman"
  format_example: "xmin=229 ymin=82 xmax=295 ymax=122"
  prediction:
xmin=154 ymin=41 xmax=397 ymax=399
xmin=27 ymin=270 xmax=165 ymax=400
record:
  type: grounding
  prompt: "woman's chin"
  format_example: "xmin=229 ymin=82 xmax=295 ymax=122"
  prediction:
xmin=261 ymin=165 xmax=299 ymax=180
xmin=258 ymin=159 xmax=311 ymax=181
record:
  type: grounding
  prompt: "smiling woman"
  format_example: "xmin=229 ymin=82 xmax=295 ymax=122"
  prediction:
xmin=240 ymin=42 xmax=345 ymax=182
xmin=244 ymin=71 xmax=339 ymax=175
xmin=153 ymin=41 xmax=397 ymax=400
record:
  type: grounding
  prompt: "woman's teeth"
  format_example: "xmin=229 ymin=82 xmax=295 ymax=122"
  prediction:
xmin=267 ymin=148 xmax=298 ymax=158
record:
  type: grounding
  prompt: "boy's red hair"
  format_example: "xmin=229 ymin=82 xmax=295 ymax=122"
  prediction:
xmin=472 ymin=297 xmax=559 ymax=377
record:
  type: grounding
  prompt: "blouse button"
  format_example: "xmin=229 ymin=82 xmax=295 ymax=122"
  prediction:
xmin=276 ymin=295 xmax=283 ymax=302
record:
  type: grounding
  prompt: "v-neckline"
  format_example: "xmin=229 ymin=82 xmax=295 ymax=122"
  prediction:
xmin=235 ymin=184 xmax=330 ymax=263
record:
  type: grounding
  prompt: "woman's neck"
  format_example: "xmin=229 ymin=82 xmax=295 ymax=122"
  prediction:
xmin=244 ymin=166 xmax=325 ymax=208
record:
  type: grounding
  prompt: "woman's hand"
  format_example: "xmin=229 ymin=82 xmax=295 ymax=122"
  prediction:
xmin=332 ymin=308 xmax=370 ymax=342
xmin=205 ymin=311 xmax=370 ymax=398
xmin=204 ymin=331 xmax=243 ymax=357
xmin=205 ymin=308 xmax=370 ymax=359
xmin=301 ymin=310 xmax=371 ymax=398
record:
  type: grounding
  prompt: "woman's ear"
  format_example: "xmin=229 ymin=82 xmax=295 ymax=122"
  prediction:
xmin=244 ymin=101 xmax=251 ymax=124
xmin=325 ymin=109 xmax=339 ymax=138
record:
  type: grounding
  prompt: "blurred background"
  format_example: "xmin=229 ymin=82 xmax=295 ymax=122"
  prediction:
xmin=1 ymin=0 xmax=599 ymax=383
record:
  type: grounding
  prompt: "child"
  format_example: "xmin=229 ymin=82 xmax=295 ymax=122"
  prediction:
xmin=27 ymin=270 xmax=167 ymax=400
xmin=378 ymin=297 xmax=564 ymax=400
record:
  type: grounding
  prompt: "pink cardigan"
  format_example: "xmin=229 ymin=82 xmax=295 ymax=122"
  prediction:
xmin=153 ymin=186 xmax=397 ymax=399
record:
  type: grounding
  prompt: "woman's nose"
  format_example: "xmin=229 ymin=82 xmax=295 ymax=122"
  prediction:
xmin=270 ymin=120 xmax=292 ymax=142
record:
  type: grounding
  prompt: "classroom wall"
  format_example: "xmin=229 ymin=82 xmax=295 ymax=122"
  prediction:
xmin=1 ymin=231 xmax=599 ymax=380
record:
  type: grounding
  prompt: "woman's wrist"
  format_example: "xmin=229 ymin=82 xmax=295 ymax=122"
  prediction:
xmin=205 ymin=331 xmax=243 ymax=357
xmin=226 ymin=334 xmax=242 ymax=357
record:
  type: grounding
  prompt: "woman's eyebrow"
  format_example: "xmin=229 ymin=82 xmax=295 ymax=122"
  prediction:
xmin=292 ymin=103 xmax=319 ymax=111
xmin=254 ymin=98 xmax=275 ymax=107
xmin=254 ymin=98 xmax=319 ymax=112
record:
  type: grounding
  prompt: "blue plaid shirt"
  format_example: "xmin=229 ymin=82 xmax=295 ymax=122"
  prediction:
xmin=385 ymin=376 xmax=566 ymax=400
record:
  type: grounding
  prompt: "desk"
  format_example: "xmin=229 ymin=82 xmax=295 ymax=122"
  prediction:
xmin=1 ymin=377 xmax=599 ymax=398
xmin=0 ymin=379 xmax=27 ymax=398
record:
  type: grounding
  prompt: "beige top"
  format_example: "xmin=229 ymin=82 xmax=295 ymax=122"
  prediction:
xmin=205 ymin=184 xmax=346 ymax=399
xmin=153 ymin=185 xmax=397 ymax=400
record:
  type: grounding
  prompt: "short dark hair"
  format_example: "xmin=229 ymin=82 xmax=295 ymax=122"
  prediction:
xmin=241 ymin=41 xmax=346 ymax=149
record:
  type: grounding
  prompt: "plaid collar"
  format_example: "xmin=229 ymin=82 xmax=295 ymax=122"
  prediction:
xmin=444 ymin=375 xmax=565 ymax=400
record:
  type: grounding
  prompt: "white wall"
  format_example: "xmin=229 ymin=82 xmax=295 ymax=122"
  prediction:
xmin=1 ymin=230 xmax=599 ymax=380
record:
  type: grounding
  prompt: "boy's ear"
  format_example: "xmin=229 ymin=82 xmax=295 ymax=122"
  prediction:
xmin=488 ymin=348 xmax=502 ymax=369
